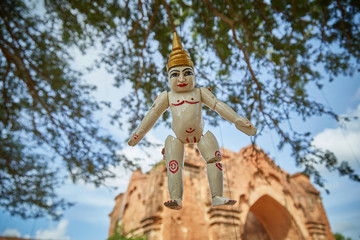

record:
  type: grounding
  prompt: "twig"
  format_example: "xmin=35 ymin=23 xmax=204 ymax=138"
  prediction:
xmin=0 ymin=37 xmax=59 ymax=129
xmin=129 ymin=0 xmax=145 ymax=36
xmin=1 ymin=63 xmax=11 ymax=126
xmin=201 ymin=0 xmax=262 ymax=93
xmin=335 ymin=0 xmax=352 ymax=50
xmin=135 ymin=0 xmax=160 ymax=92
xmin=161 ymin=0 xmax=176 ymax=32
xmin=202 ymin=0 xmax=234 ymax=27
xmin=225 ymin=0 xmax=253 ymax=48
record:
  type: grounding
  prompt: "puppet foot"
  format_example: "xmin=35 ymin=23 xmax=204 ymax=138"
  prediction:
xmin=164 ymin=199 xmax=182 ymax=210
xmin=212 ymin=196 xmax=237 ymax=207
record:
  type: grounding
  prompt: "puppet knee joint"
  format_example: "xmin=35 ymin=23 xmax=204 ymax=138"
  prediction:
xmin=197 ymin=131 xmax=222 ymax=164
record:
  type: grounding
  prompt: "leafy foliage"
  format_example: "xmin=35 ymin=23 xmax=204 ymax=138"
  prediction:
xmin=108 ymin=223 xmax=146 ymax=240
xmin=1 ymin=0 xmax=359 ymax=219
xmin=334 ymin=232 xmax=353 ymax=240
xmin=0 ymin=0 xmax=134 ymax=219
xmin=99 ymin=0 xmax=360 ymax=190
xmin=108 ymin=234 xmax=146 ymax=240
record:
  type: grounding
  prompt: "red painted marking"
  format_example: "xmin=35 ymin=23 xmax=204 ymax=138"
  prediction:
xmin=207 ymin=87 xmax=212 ymax=92
xmin=185 ymin=128 xmax=195 ymax=133
xmin=216 ymin=163 xmax=223 ymax=171
xmin=169 ymin=160 xmax=179 ymax=173
xmin=191 ymin=98 xmax=194 ymax=100
xmin=184 ymin=100 xmax=199 ymax=104
xmin=186 ymin=138 xmax=190 ymax=143
xmin=194 ymin=137 xmax=197 ymax=143
xmin=133 ymin=134 xmax=138 ymax=140
xmin=177 ymin=83 xmax=188 ymax=87
xmin=215 ymin=151 xmax=222 ymax=158
xmin=172 ymin=100 xmax=185 ymax=106
xmin=171 ymin=100 xmax=199 ymax=106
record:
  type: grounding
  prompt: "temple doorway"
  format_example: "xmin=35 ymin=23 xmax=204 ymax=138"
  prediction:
xmin=242 ymin=195 xmax=304 ymax=240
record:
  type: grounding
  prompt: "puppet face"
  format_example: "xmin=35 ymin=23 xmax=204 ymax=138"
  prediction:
xmin=168 ymin=66 xmax=196 ymax=92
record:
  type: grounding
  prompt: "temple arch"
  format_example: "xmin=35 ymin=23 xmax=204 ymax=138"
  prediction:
xmin=243 ymin=194 xmax=304 ymax=240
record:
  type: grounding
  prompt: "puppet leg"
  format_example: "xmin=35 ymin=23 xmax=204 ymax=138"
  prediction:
xmin=197 ymin=131 xmax=237 ymax=207
xmin=164 ymin=135 xmax=184 ymax=210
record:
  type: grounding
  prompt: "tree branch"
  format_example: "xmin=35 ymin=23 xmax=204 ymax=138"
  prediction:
xmin=135 ymin=0 xmax=160 ymax=92
xmin=0 ymin=38 xmax=59 ymax=129
xmin=202 ymin=0 xmax=234 ymax=27
xmin=161 ymin=0 xmax=177 ymax=32
xmin=255 ymin=0 xmax=274 ymax=33
xmin=129 ymin=0 xmax=145 ymax=36
xmin=335 ymin=0 xmax=352 ymax=50
xmin=1 ymin=63 xmax=11 ymax=127
xmin=225 ymin=0 xmax=253 ymax=48
xmin=201 ymin=0 xmax=262 ymax=93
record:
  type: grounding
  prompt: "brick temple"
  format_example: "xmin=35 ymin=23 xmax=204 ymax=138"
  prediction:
xmin=108 ymin=145 xmax=334 ymax=240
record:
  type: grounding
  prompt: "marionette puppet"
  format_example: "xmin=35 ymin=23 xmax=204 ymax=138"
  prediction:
xmin=128 ymin=32 xmax=257 ymax=210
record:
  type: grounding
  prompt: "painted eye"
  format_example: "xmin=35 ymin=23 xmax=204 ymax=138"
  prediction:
xmin=184 ymin=71 xmax=193 ymax=76
xmin=170 ymin=73 xmax=179 ymax=78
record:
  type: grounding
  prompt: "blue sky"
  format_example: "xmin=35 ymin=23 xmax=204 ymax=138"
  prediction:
xmin=1 ymin=44 xmax=360 ymax=240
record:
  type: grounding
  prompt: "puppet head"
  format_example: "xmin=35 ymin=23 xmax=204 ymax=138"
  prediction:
xmin=167 ymin=32 xmax=196 ymax=92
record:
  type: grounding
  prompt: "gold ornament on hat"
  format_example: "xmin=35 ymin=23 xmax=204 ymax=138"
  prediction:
xmin=167 ymin=32 xmax=194 ymax=70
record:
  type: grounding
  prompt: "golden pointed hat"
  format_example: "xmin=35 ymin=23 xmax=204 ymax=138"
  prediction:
xmin=167 ymin=32 xmax=194 ymax=70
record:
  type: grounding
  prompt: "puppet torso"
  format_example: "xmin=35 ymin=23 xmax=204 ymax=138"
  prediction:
xmin=168 ymin=88 xmax=204 ymax=143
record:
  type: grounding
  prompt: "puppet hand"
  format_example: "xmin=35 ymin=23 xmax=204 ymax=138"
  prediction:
xmin=235 ymin=118 xmax=257 ymax=136
xmin=128 ymin=129 xmax=145 ymax=146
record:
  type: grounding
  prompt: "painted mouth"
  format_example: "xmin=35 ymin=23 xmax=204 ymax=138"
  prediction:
xmin=177 ymin=83 xmax=188 ymax=87
xmin=185 ymin=128 xmax=195 ymax=133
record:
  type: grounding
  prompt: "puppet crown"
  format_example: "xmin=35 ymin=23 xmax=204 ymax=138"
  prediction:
xmin=167 ymin=32 xmax=194 ymax=70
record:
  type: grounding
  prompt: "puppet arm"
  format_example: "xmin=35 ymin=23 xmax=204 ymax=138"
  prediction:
xmin=128 ymin=91 xmax=169 ymax=146
xmin=200 ymin=87 xmax=257 ymax=136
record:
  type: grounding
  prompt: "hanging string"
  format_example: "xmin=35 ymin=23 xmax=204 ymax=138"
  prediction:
xmin=269 ymin=130 xmax=279 ymax=165
xmin=179 ymin=5 xmax=182 ymax=38
xmin=219 ymin=124 xmax=239 ymax=240
xmin=30 ymin=218 xmax=38 ymax=239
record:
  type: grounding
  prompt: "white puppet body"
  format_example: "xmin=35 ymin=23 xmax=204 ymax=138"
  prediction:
xmin=169 ymin=88 xmax=203 ymax=144
xmin=128 ymin=33 xmax=256 ymax=210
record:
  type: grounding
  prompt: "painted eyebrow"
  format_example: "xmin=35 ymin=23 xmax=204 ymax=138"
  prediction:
xmin=169 ymin=70 xmax=180 ymax=75
xmin=182 ymin=68 xmax=193 ymax=72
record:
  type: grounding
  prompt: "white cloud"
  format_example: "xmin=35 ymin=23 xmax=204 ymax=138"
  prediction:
xmin=312 ymin=104 xmax=360 ymax=168
xmin=58 ymin=182 xmax=115 ymax=208
xmin=116 ymin=132 xmax=164 ymax=175
xmin=35 ymin=219 xmax=70 ymax=240
xmin=57 ymin=132 xmax=165 ymax=209
xmin=312 ymin=104 xmax=360 ymax=240
xmin=50 ymin=135 xmax=163 ymax=226
xmin=2 ymin=228 xmax=21 ymax=237
xmin=55 ymin=133 xmax=164 ymax=209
